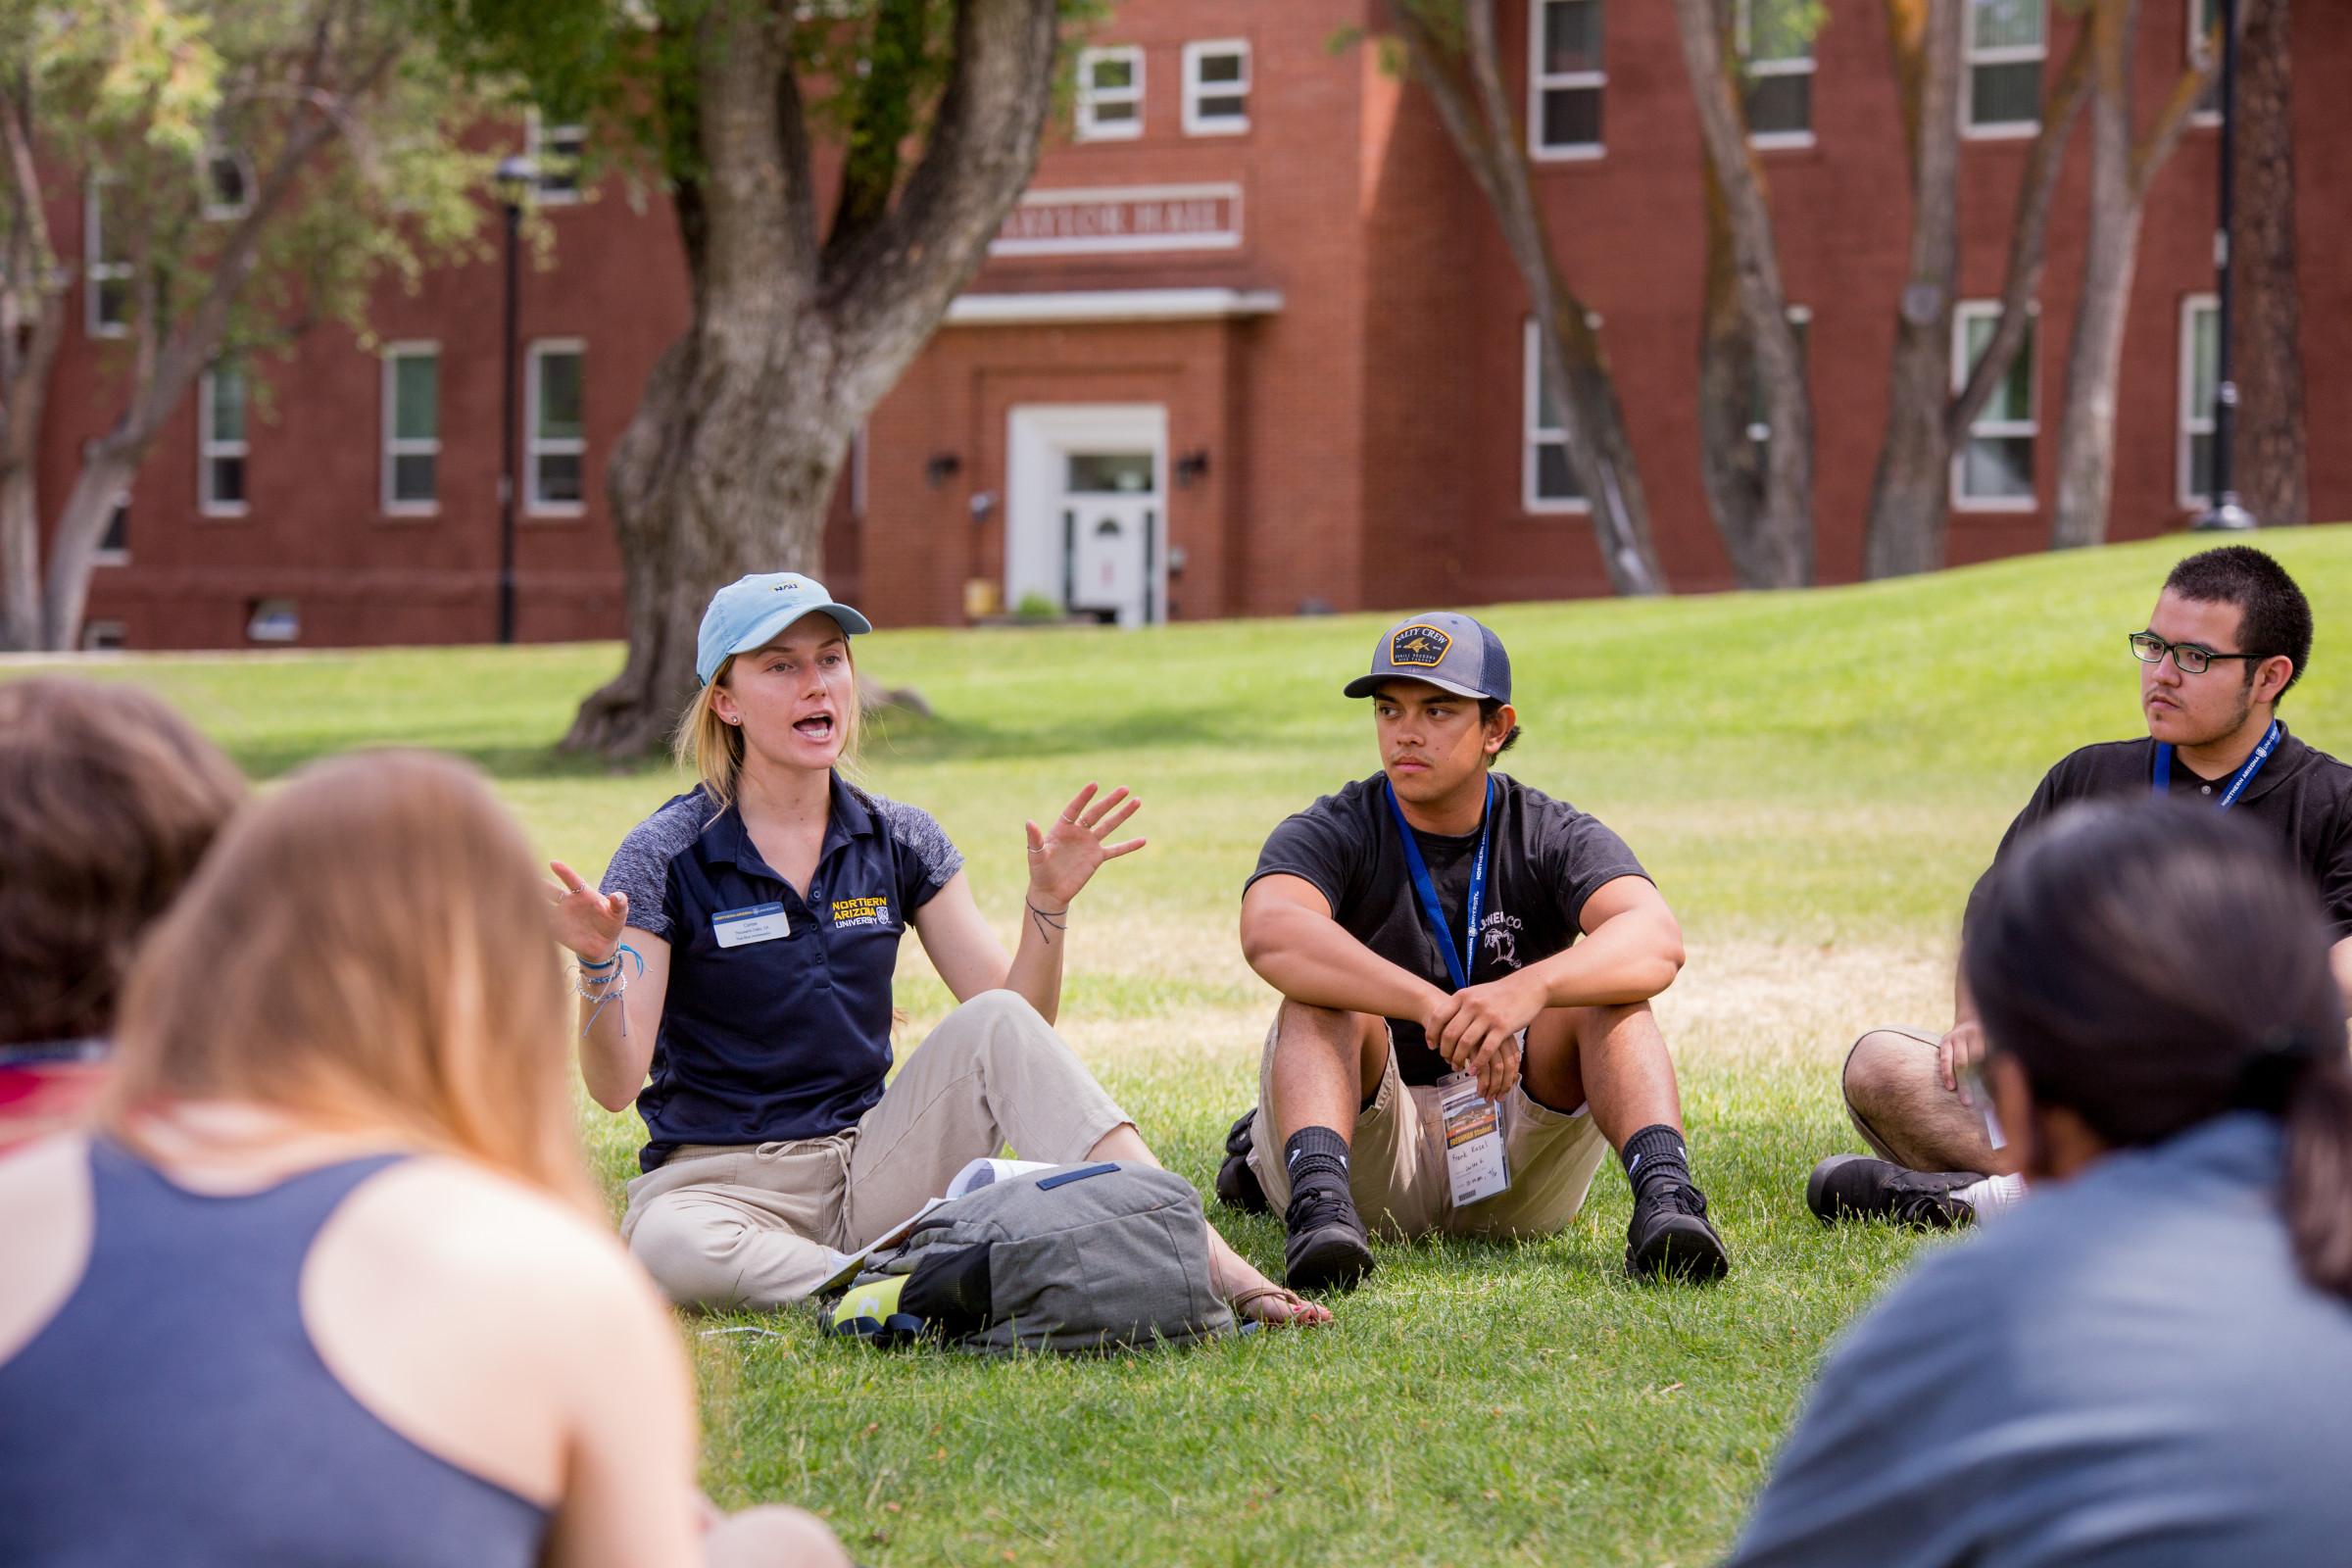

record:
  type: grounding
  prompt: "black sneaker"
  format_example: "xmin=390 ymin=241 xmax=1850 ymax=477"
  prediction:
xmin=1283 ymin=1182 xmax=1374 ymax=1294
xmin=1214 ymin=1108 xmax=1269 ymax=1215
xmin=1626 ymin=1181 xmax=1732 ymax=1282
xmin=1806 ymin=1154 xmax=1979 ymax=1230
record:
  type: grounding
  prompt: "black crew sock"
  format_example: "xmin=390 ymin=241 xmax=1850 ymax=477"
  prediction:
xmin=1621 ymin=1123 xmax=1693 ymax=1202
xmin=1282 ymin=1125 xmax=1351 ymax=1212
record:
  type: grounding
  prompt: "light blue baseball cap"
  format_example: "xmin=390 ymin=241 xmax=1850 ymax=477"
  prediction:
xmin=695 ymin=572 xmax=873 ymax=686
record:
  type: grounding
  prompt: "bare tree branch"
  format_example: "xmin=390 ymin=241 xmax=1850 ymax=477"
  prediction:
xmin=1946 ymin=19 xmax=2090 ymax=443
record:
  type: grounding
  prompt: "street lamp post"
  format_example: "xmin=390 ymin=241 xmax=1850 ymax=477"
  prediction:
xmin=492 ymin=155 xmax=537 ymax=641
xmin=2193 ymin=0 xmax=2255 ymax=532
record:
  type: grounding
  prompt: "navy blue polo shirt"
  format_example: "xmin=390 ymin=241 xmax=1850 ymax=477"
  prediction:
xmin=600 ymin=776 xmax=964 ymax=1171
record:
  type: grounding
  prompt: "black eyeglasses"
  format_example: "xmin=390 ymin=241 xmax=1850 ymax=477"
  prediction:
xmin=2128 ymin=632 xmax=2275 ymax=675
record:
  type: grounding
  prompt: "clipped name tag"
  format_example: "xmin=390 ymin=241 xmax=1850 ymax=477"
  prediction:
xmin=712 ymin=902 xmax=791 ymax=948
xmin=1438 ymin=1071 xmax=1510 ymax=1208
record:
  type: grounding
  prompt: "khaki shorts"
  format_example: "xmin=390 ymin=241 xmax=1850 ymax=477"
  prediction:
xmin=1245 ymin=1013 xmax=1609 ymax=1242
xmin=617 ymin=990 xmax=1129 ymax=1310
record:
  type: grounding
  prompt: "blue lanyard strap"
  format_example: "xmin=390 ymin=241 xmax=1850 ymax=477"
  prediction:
xmin=2153 ymin=719 xmax=2280 ymax=811
xmin=1384 ymin=776 xmax=1492 ymax=992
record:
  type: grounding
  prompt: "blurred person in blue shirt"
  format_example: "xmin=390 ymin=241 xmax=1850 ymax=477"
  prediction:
xmin=1729 ymin=799 xmax=2352 ymax=1568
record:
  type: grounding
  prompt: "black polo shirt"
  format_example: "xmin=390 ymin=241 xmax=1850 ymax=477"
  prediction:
xmin=1963 ymin=724 xmax=2352 ymax=940
xmin=1248 ymin=770 xmax=1650 ymax=1084
xmin=601 ymin=776 xmax=964 ymax=1170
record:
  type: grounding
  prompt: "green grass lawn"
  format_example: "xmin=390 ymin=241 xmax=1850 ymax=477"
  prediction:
xmin=20 ymin=526 xmax=2352 ymax=1566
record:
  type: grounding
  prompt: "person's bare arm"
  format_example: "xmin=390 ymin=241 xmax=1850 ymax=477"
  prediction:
xmin=911 ymin=785 xmax=1144 ymax=1024
xmin=1240 ymin=873 xmax=1452 ymax=1024
xmin=2331 ymin=937 xmax=2352 ymax=1014
xmin=546 ymin=862 xmax=668 ymax=1113
xmin=1938 ymin=967 xmax=1986 ymax=1102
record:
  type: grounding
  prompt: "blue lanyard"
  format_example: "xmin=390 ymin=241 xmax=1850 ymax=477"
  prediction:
xmin=1384 ymin=776 xmax=1492 ymax=992
xmin=2153 ymin=719 xmax=2279 ymax=810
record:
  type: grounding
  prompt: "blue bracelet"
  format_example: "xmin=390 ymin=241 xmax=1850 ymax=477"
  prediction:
xmin=578 ymin=953 xmax=620 ymax=972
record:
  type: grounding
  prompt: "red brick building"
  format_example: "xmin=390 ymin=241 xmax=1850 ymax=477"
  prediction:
xmin=58 ymin=0 xmax=2352 ymax=648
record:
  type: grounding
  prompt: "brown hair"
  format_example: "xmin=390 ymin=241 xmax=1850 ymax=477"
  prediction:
xmin=105 ymin=750 xmax=589 ymax=1206
xmin=0 ymin=677 xmax=246 ymax=1044
xmin=673 ymin=634 xmax=864 ymax=813
xmin=1965 ymin=801 xmax=2352 ymax=1302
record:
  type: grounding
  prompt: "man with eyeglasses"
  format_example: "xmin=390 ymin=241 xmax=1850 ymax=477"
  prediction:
xmin=1809 ymin=545 xmax=2352 ymax=1229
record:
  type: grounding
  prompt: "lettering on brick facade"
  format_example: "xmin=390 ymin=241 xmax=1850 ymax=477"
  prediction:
xmin=991 ymin=183 xmax=1243 ymax=257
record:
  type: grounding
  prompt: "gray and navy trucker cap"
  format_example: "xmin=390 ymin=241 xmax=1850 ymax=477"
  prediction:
xmin=1343 ymin=612 xmax=1511 ymax=704
xmin=695 ymin=572 xmax=873 ymax=687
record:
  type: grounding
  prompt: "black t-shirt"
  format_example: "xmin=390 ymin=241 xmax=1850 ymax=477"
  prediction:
xmin=1248 ymin=771 xmax=1650 ymax=1084
xmin=1964 ymin=725 xmax=2352 ymax=940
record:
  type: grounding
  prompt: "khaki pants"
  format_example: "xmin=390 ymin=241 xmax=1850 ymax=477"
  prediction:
xmin=1244 ymin=1014 xmax=1610 ymax=1242
xmin=619 ymin=990 xmax=1129 ymax=1309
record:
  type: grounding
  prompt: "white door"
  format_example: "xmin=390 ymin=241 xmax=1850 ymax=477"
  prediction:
xmin=1062 ymin=453 xmax=1156 ymax=627
xmin=1004 ymin=405 xmax=1167 ymax=627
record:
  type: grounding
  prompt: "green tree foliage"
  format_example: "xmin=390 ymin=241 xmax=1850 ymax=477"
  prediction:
xmin=0 ymin=0 xmax=490 ymax=650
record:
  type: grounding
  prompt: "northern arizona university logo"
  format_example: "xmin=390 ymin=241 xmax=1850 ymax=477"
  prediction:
xmin=1391 ymin=624 xmax=1451 ymax=666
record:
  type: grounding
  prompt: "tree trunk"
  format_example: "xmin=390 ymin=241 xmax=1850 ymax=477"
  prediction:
xmin=1379 ymin=0 xmax=1668 ymax=597
xmin=0 ymin=71 xmax=60 ymax=653
xmin=1695 ymin=168 xmax=1772 ymax=585
xmin=1946 ymin=27 xmax=2091 ymax=446
xmin=2230 ymin=0 xmax=2305 ymax=526
xmin=564 ymin=0 xmax=1063 ymax=757
xmin=1862 ymin=0 xmax=1963 ymax=578
xmin=2049 ymin=0 xmax=2143 ymax=549
xmin=1672 ymin=0 xmax=1812 ymax=588
xmin=2049 ymin=0 xmax=2210 ymax=549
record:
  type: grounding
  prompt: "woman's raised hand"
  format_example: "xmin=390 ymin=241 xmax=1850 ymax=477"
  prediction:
xmin=545 ymin=860 xmax=627 ymax=962
xmin=1024 ymin=783 xmax=1146 ymax=908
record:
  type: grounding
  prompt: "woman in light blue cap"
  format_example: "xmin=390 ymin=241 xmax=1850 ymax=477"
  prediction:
xmin=546 ymin=573 xmax=1323 ymax=1327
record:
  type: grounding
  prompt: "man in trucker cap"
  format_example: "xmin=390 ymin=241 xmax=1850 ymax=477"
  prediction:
xmin=1218 ymin=612 xmax=1730 ymax=1290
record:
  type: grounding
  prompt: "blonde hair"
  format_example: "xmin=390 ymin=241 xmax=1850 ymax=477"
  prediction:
xmin=673 ymin=642 xmax=864 ymax=813
xmin=104 ymin=750 xmax=590 ymax=1209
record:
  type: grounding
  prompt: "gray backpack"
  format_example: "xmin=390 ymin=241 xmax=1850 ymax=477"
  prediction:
xmin=831 ymin=1161 xmax=1236 ymax=1354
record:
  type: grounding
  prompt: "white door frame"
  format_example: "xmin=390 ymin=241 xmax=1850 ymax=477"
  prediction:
xmin=1004 ymin=403 xmax=1167 ymax=624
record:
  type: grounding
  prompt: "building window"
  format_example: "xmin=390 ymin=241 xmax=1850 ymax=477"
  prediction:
xmin=85 ymin=177 xmax=130 ymax=338
xmin=246 ymin=598 xmax=299 ymax=643
xmin=1965 ymin=0 xmax=2044 ymax=135
xmin=1076 ymin=46 xmax=1144 ymax=141
xmin=2179 ymin=293 xmax=2219 ymax=508
xmin=1530 ymin=0 xmax=1605 ymax=159
xmin=1953 ymin=301 xmax=2037 ymax=509
xmin=1740 ymin=0 xmax=1817 ymax=146
xmin=2187 ymin=0 xmax=2221 ymax=125
xmin=526 ymin=112 xmax=585 ymax=203
xmin=1523 ymin=318 xmax=1589 ymax=513
xmin=203 ymin=148 xmax=254 ymax=220
xmin=527 ymin=340 xmax=585 ymax=514
xmin=199 ymin=364 xmax=249 ymax=515
xmin=92 ymin=496 xmax=128 ymax=566
xmin=1182 ymin=40 xmax=1250 ymax=134
xmin=382 ymin=344 xmax=439 ymax=514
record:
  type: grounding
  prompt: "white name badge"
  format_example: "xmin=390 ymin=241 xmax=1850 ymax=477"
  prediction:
xmin=1438 ymin=1071 xmax=1511 ymax=1208
xmin=712 ymin=902 xmax=791 ymax=948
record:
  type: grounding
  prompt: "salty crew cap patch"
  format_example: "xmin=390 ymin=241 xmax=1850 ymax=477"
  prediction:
xmin=696 ymin=572 xmax=874 ymax=687
xmin=1343 ymin=612 xmax=1511 ymax=704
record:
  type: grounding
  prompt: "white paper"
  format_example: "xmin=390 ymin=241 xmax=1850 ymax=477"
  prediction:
xmin=946 ymin=1156 xmax=1058 ymax=1200
xmin=1439 ymin=1072 xmax=1510 ymax=1208
xmin=812 ymin=1196 xmax=953 ymax=1296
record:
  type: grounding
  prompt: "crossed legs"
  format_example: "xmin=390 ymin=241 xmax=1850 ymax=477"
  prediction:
xmin=1268 ymin=996 xmax=1685 ymax=1156
xmin=1840 ymin=1028 xmax=2021 ymax=1177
